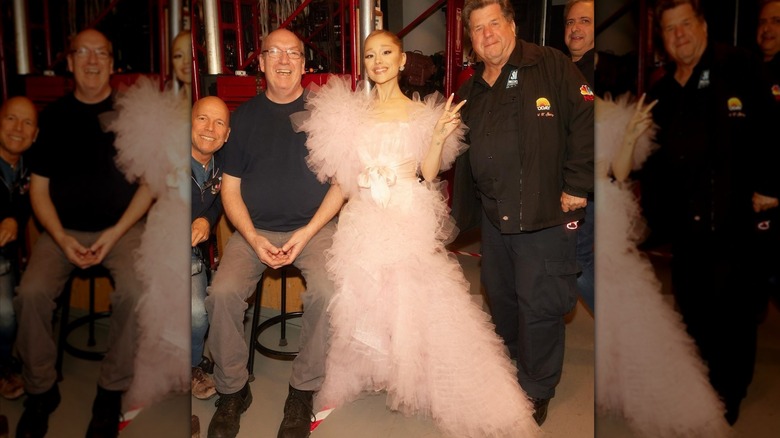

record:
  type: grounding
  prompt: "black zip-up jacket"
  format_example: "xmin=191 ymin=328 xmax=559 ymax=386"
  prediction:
xmin=642 ymin=42 xmax=778 ymax=244
xmin=0 ymin=156 xmax=32 ymax=264
xmin=453 ymin=39 xmax=594 ymax=233
xmin=191 ymin=150 xmax=224 ymax=262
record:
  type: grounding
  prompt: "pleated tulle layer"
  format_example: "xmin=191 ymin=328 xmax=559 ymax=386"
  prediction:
xmin=595 ymin=95 xmax=732 ymax=438
xmin=294 ymin=75 xmax=540 ymax=437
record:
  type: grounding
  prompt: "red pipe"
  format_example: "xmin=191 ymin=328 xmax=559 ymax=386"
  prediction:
xmin=340 ymin=0 xmax=346 ymax=73
xmin=397 ymin=0 xmax=446 ymax=39
xmin=350 ymin=0 xmax=358 ymax=88
xmin=157 ymin=0 xmax=166 ymax=87
xmin=43 ymin=0 xmax=52 ymax=68
xmin=444 ymin=0 xmax=464 ymax=97
xmin=233 ymin=0 xmax=245 ymax=69
xmin=278 ymin=0 xmax=315 ymax=30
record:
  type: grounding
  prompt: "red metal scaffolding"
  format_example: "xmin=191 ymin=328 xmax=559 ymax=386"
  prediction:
xmin=191 ymin=0 xmax=466 ymax=102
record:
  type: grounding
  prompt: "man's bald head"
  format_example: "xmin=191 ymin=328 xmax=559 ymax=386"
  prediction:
xmin=191 ymin=96 xmax=230 ymax=164
xmin=0 ymin=96 xmax=38 ymax=165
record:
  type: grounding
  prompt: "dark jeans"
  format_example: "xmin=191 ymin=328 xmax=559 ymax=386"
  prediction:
xmin=0 ymin=255 xmax=15 ymax=359
xmin=575 ymin=198 xmax=594 ymax=313
xmin=192 ymin=250 xmax=209 ymax=367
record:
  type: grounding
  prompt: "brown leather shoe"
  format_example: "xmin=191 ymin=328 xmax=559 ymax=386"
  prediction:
xmin=207 ymin=383 xmax=252 ymax=438
xmin=192 ymin=367 xmax=217 ymax=400
xmin=191 ymin=415 xmax=201 ymax=438
xmin=277 ymin=385 xmax=314 ymax=438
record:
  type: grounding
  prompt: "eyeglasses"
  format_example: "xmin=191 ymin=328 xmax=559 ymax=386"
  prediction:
xmin=262 ymin=48 xmax=304 ymax=60
xmin=70 ymin=47 xmax=112 ymax=60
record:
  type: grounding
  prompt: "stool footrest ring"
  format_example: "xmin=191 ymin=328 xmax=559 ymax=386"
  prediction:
xmin=62 ymin=312 xmax=111 ymax=361
xmin=253 ymin=312 xmax=303 ymax=360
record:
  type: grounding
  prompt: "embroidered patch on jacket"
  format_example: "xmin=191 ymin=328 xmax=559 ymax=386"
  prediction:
xmin=506 ymin=69 xmax=519 ymax=88
xmin=536 ymin=97 xmax=554 ymax=117
xmin=580 ymin=84 xmax=594 ymax=101
xmin=727 ymin=97 xmax=746 ymax=118
xmin=772 ymin=84 xmax=780 ymax=102
xmin=697 ymin=69 xmax=710 ymax=89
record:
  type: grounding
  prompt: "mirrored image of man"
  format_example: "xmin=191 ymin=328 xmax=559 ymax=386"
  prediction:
xmin=0 ymin=97 xmax=37 ymax=403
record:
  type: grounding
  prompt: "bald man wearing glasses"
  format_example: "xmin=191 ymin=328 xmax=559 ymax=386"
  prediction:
xmin=14 ymin=28 xmax=152 ymax=438
xmin=203 ymin=28 xmax=342 ymax=438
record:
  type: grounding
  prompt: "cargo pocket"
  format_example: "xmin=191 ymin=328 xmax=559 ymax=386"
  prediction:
xmin=539 ymin=259 xmax=580 ymax=317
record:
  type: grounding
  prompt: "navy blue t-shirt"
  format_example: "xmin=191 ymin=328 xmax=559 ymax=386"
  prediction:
xmin=224 ymin=92 xmax=328 ymax=232
xmin=29 ymin=93 xmax=138 ymax=231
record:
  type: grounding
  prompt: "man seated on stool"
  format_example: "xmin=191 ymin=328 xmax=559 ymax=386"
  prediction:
xmin=13 ymin=28 xmax=153 ymax=438
xmin=191 ymin=96 xmax=230 ymax=400
xmin=205 ymin=28 xmax=343 ymax=438
xmin=0 ymin=96 xmax=37 ymax=402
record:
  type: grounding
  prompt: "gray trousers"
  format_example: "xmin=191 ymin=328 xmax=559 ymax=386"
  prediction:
xmin=206 ymin=222 xmax=336 ymax=394
xmin=14 ymin=223 xmax=144 ymax=394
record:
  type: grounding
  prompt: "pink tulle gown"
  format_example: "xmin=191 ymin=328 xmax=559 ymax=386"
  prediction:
xmin=106 ymin=77 xmax=190 ymax=410
xmin=595 ymin=94 xmax=732 ymax=437
xmin=291 ymin=76 xmax=540 ymax=438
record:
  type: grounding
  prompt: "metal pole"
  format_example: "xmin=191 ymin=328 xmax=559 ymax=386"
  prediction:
xmin=733 ymin=0 xmax=739 ymax=47
xmin=359 ymin=0 xmax=372 ymax=93
xmin=637 ymin=0 xmax=648 ymax=97
xmin=538 ymin=0 xmax=548 ymax=46
xmin=170 ymin=0 xmax=183 ymax=93
xmin=13 ymin=0 xmax=31 ymax=74
xmin=203 ymin=0 xmax=223 ymax=74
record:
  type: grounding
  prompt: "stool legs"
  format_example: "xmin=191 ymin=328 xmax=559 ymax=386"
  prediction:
xmin=247 ymin=277 xmax=263 ymax=382
xmin=54 ymin=269 xmax=112 ymax=382
xmin=55 ymin=279 xmax=73 ymax=382
xmin=88 ymin=276 xmax=96 ymax=347
xmin=253 ymin=267 xmax=302 ymax=361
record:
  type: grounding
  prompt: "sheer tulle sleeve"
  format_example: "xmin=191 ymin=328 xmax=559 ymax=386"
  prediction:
xmin=290 ymin=76 xmax=372 ymax=197
xmin=103 ymin=76 xmax=190 ymax=410
xmin=106 ymin=76 xmax=190 ymax=199
xmin=409 ymin=92 xmax=469 ymax=173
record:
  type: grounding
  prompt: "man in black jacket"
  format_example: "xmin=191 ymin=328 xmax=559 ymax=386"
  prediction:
xmin=755 ymin=0 xmax=780 ymax=305
xmin=642 ymin=0 xmax=779 ymax=425
xmin=564 ymin=0 xmax=595 ymax=315
xmin=455 ymin=0 xmax=594 ymax=426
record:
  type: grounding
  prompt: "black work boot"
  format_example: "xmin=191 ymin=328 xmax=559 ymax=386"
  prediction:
xmin=207 ymin=383 xmax=252 ymax=438
xmin=531 ymin=397 xmax=551 ymax=426
xmin=277 ymin=385 xmax=314 ymax=438
xmin=85 ymin=385 xmax=122 ymax=438
xmin=16 ymin=384 xmax=61 ymax=438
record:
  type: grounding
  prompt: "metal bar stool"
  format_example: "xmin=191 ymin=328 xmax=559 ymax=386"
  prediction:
xmin=246 ymin=266 xmax=303 ymax=382
xmin=55 ymin=266 xmax=113 ymax=381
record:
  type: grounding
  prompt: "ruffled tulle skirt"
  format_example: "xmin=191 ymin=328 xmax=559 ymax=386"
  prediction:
xmin=316 ymin=178 xmax=540 ymax=437
xmin=596 ymin=179 xmax=731 ymax=437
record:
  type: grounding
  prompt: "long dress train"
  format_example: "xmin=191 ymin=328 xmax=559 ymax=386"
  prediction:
xmin=105 ymin=77 xmax=190 ymax=411
xmin=595 ymin=94 xmax=732 ymax=437
xmin=292 ymin=76 xmax=540 ymax=438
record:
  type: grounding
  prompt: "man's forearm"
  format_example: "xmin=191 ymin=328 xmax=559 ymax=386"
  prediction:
xmin=221 ymin=174 xmax=258 ymax=241
xmin=304 ymin=183 xmax=344 ymax=235
xmin=111 ymin=183 xmax=154 ymax=236
xmin=30 ymin=174 xmax=67 ymax=242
